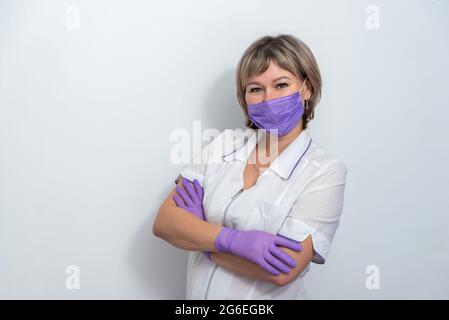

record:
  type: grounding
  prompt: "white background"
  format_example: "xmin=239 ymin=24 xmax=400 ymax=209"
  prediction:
xmin=0 ymin=0 xmax=448 ymax=299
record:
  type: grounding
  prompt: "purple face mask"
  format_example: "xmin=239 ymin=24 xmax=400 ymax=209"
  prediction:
xmin=247 ymin=80 xmax=306 ymax=136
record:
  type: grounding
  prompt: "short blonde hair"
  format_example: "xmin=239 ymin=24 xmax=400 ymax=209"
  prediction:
xmin=236 ymin=34 xmax=322 ymax=129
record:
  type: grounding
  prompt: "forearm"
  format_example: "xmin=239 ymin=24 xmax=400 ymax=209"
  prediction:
xmin=153 ymin=200 xmax=222 ymax=251
xmin=210 ymin=252 xmax=278 ymax=284
xmin=210 ymin=236 xmax=315 ymax=286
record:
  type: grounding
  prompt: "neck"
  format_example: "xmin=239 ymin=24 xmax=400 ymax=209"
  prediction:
xmin=252 ymin=121 xmax=303 ymax=168
xmin=264 ymin=121 xmax=303 ymax=154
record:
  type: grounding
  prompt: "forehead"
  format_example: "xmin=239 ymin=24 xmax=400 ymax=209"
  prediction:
xmin=247 ymin=60 xmax=296 ymax=84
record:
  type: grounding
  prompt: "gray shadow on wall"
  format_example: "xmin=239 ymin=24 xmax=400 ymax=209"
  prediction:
xmin=127 ymin=69 xmax=245 ymax=299
xmin=201 ymin=69 xmax=247 ymax=131
xmin=127 ymin=185 xmax=188 ymax=299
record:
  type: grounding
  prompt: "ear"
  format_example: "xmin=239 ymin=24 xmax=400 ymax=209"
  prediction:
xmin=303 ymin=82 xmax=312 ymax=101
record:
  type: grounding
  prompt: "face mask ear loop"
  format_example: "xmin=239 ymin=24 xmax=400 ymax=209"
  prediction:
xmin=300 ymin=78 xmax=308 ymax=121
xmin=299 ymin=78 xmax=307 ymax=95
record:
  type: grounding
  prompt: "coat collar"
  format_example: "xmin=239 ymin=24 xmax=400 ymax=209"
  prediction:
xmin=222 ymin=128 xmax=312 ymax=180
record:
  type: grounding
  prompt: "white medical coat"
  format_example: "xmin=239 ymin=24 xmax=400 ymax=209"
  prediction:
xmin=179 ymin=127 xmax=348 ymax=299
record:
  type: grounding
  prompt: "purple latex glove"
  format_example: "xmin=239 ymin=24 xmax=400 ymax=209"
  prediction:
xmin=173 ymin=177 xmax=205 ymax=220
xmin=173 ymin=177 xmax=211 ymax=260
xmin=215 ymin=227 xmax=303 ymax=275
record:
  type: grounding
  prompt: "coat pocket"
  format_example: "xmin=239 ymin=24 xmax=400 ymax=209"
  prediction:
xmin=243 ymin=199 xmax=292 ymax=234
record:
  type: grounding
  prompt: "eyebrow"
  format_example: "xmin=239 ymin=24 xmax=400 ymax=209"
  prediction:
xmin=246 ymin=76 xmax=291 ymax=86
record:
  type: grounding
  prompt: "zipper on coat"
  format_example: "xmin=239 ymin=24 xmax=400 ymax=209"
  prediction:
xmin=204 ymin=187 xmax=244 ymax=299
xmin=231 ymin=188 xmax=244 ymax=200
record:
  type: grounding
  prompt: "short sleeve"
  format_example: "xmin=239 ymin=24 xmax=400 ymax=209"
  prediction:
xmin=178 ymin=130 xmax=226 ymax=187
xmin=277 ymin=160 xmax=348 ymax=264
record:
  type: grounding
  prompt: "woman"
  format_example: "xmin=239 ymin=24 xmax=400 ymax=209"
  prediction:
xmin=153 ymin=34 xmax=348 ymax=299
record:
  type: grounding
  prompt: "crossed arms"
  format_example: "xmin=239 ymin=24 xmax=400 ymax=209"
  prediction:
xmin=152 ymin=178 xmax=314 ymax=287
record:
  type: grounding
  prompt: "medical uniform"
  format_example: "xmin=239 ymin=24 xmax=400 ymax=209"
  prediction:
xmin=179 ymin=127 xmax=348 ymax=299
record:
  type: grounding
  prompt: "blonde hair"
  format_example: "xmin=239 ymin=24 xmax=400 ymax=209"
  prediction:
xmin=236 ymin=34 xmax=322 ymax=129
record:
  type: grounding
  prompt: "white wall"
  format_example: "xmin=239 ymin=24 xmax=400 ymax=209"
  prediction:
xmin=0 ymin=0 xmax=448 ymax=299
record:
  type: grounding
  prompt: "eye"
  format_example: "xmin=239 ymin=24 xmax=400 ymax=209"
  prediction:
xmin=276 ymin=82 xmax=289 ymax=89
xmin=248 ymin=87 xmax=262 ymax=93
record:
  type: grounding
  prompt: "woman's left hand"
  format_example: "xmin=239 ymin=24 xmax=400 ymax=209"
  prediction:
xmin=173 ymin=177 xmax=212 ymax=260
xmin=173 ymin=177 xmax=205 ymax=221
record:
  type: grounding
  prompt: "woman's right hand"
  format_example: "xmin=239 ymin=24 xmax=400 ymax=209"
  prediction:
xmin=215 ymin=227 xmax=303 ymax=275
